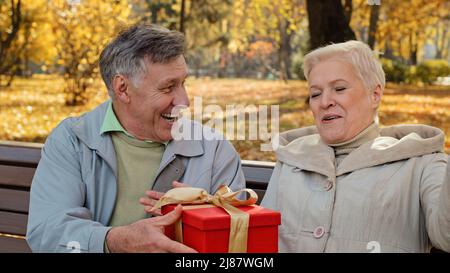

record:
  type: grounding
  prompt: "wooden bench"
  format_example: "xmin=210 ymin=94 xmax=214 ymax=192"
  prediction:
xmin=1 ymin=141 xmax=445 ymax=253
xmin=0 ymin=141 xmax=274 ymax=253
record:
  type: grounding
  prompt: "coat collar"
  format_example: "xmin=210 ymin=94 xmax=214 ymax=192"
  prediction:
xmin=275 ymin=124 xmax=445 ymax=178
xmin=337 ymin=124 xmax=445 ymax=175
xmin=275 ymin=126 xmax=336 ymax=178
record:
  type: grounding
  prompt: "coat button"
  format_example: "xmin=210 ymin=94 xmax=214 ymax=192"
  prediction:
xmin=313 ymin=226 xmax=325 ymax=238
xmin=324 ymin=180 xmax=333 ymax=191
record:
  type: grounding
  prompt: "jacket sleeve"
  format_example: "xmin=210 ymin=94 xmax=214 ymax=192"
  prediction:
xmin=420 ymin=153 xmax=450 ymax=252
xmin=260 ymin=161 xmax=282 ymax=210
xmin=210 ymin=140 xmax=246 ymax=195
xmin=26 ymin=131 xmax=110 ymax=253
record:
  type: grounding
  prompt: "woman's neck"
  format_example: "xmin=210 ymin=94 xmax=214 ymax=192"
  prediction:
xmin=329 ymin=122 xmax=380 ymax=165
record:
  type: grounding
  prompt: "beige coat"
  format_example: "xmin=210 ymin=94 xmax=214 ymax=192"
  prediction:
xmin=261 ymin=124 xmax=450 ymax=253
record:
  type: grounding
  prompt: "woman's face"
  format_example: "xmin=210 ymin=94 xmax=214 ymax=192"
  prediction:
xmin=308 ymin=59 xmax=382 ymax=144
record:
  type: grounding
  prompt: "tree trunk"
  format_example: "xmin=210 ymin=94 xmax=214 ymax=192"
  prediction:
xmin=368 ymin=4 xmax=380 ymax=49
xmin=343 ymin=0 xmax=353 ymax=25
xmin=64 ymin=78 xmax=88 ymax=106
xmin=383 ymin=40 xmax=394 ymax=59
xmin=435 ymin=20 xmax=449 ymax=59
xmin=0 ymin=0 xmax=21 ymax=86
xmin=278 ymin=18 xmax=292 ymax=81
xmin=179 ymin=0 xmax=186 ymax=34
xmin=0 ymin=0 xmax=21 ymax=56
xmin=409 ymin=32 xmax=418 ymax=65
xmin=150 ymin=3 xmax=158 ymax=23
xmin=306 ymin=0 xmax=356 ymax=50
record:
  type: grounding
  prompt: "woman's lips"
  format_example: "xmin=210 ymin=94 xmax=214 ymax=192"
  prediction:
xmin=321 ymin=114 xmax=342 ymax=124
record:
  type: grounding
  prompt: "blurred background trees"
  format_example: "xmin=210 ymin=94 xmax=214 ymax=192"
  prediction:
xmin=48 ymin=0 xmax=132 ymax=105
xmin=1 ymin=0 xmax=449 ymax=105
xmin=0 ymin=0 xmax=21 ymax=87
xmin=0 ymin=0 xmax=54 ymax=86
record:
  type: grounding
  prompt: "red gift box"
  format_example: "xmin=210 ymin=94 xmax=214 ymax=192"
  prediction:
xmin=162 ymin=204 xmax=281 ymax=253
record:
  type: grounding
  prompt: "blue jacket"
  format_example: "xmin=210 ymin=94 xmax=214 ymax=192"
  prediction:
xmin=26 ymin=101 xmax=246 ymax=252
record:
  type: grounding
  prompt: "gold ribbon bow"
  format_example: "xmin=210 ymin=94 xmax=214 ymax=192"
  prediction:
xmin=151 ymin=185 xmax=258 ymax=252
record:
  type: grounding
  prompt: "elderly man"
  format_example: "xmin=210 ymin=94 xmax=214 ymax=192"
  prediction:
xmin=26 ymin=24 xmax=245 ymax=253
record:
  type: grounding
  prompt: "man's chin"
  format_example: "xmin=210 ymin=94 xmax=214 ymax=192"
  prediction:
xmin=156 ymin=135 xmax=172 ymax=143
xmin=157 ymin=130 xmax=174 ymax=143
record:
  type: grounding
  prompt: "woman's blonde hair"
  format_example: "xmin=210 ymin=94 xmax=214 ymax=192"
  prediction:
xmin=303 ymin=40 xmax=385 ymax=92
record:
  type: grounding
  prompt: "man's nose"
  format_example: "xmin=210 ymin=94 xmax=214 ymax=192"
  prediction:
xmin=173 ymin=86 xmax=190 ymax=108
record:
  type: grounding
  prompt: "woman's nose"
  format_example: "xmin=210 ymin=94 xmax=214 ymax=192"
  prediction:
xmin=320 ymin=91 xmax=336 ymax=109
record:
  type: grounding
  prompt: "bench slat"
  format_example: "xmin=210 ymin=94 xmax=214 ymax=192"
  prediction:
xmin=242 ymin=166 xmax=274 ymax=183
xmin=0 ymin=188 xmax=30 ymax=213
xmin=0 ymin=211 xmax=28 ymax=236
xmin=0 ymin=165 xmax=35 ymax=188
xmin=0 ymin=143 xmax=41 ymax=167
xmin=0 ymin=236 xmax=31 ymax=253
xmin=252 ymin=189 xmax=266 ymax=205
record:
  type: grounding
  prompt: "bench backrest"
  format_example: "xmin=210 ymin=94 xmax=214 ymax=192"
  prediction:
xmin=0 ymin=141 xmax=43 ymax=253
xmin=0 ymin=141 xmax=273 ymax=253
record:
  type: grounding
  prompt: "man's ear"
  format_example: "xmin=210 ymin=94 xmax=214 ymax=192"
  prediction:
xmin=112 ymin=75 xmax=130 ymax=103
xmin=371 ymin=84 xmax=383 ymax=109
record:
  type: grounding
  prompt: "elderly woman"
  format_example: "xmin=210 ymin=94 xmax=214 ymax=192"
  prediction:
xmin=261 ymin=40 xmax=450 ymax=253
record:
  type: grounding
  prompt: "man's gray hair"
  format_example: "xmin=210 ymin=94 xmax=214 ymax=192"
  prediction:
xmin=99 ymin=23 xmax=185 ymax=99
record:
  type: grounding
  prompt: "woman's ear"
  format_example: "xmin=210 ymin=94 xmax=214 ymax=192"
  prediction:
xmin=371 ymin=84 xmax=383 ymax=109
xmin=112 ymin=75 xmax=131 ymax=103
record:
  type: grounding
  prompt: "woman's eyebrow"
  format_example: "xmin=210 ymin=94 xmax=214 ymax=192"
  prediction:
xmin=309 ymin=79 xmax=349 ymax=89
xmin=330 ymin=78 xmax=349 ymax=84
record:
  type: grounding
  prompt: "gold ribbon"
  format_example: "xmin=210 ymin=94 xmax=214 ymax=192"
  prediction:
xmin=151 ymin=185 xmax=258 ymax=252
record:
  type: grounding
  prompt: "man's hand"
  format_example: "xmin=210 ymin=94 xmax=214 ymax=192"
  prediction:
xmin=105 ymin=204 xmax=196 ymax=253
xmin=139 ymin=181 xmax=187 ymax=216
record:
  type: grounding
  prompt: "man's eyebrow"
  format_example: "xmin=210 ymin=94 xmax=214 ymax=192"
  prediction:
xmin=159 ymin=74 xmax=189 ymax=86
xmin=159 ymin=78 xmax=176 ymax=85
xmin=158 ymin=78 xmax=178 ymax=87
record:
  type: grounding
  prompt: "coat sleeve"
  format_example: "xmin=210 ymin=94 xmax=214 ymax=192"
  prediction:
xmin=260 ymin=161 xmax=282 ymax=210
xmin=210 ymin=140 xmax=246 ymax=196
xmin=420 ymin=153 xmax=450 ymax=252
xmin=26 ymin=128 xmax=110 ymax=253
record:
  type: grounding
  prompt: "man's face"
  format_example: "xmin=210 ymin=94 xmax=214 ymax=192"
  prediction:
xmin=125 ymin=55 xmax=189 ymax=142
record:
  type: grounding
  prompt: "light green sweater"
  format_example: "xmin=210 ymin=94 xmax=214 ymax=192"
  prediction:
xmin=108 ymin=132 xmax=165 ymax=227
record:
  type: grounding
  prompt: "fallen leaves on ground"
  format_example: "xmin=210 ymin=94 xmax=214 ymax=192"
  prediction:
xmin=0 ymin=76 xmax=449 ymax=161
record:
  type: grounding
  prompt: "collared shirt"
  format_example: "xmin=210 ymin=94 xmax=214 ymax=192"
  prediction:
xmin=100 ymin=100 xmax=167 ymax=145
